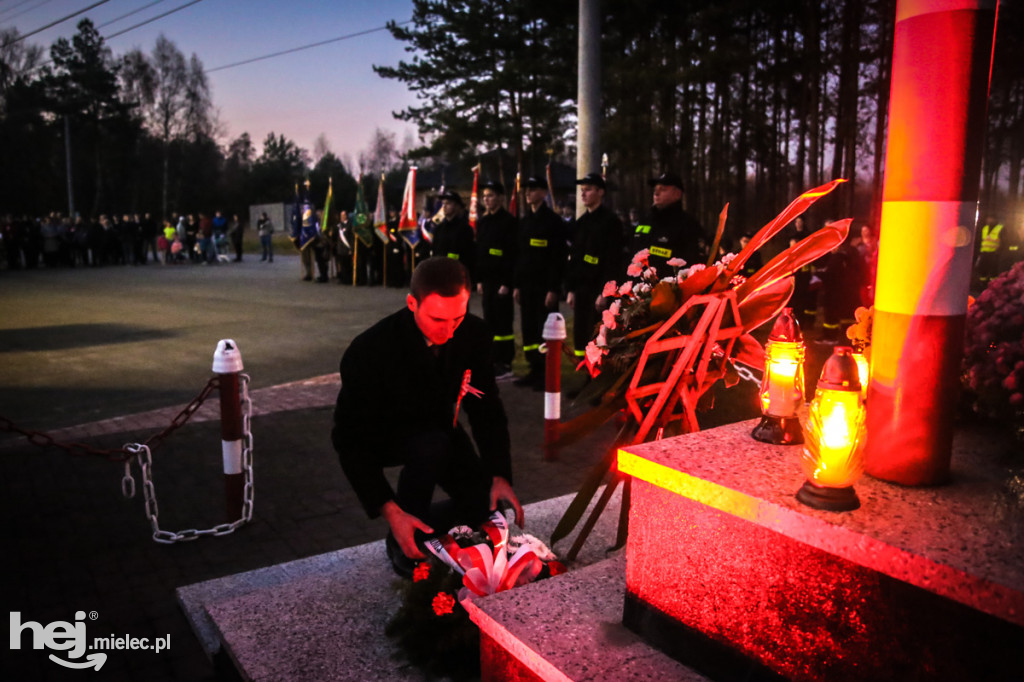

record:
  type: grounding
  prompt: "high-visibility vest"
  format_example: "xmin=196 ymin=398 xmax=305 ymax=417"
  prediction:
xmin=980 ymin=223 xmax=1003 ymax=253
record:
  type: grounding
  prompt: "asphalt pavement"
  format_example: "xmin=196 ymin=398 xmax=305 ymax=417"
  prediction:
xmin=0 ymin=254 xmax=761 ymax=681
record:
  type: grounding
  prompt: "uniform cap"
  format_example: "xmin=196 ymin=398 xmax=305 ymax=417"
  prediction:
xmin=649 ymin=172 xmax=684 ymax=191
xmin=575 ymin=172 xmax=606 ymax=190
xmin=439 ymin=190 xmax=464 ymax=205
xmin=524 ymin=176 xmax=548 ymax=190
xmin=481 ymin=180 xmax=505 ymax=194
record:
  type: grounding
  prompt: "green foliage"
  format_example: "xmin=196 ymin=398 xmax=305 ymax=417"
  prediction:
xmin=374 ymin=0 xmax=576 ymax=164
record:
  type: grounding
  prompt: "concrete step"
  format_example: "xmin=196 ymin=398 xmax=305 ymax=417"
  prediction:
xmin=177 ymin=488 xmax=631 ymax=681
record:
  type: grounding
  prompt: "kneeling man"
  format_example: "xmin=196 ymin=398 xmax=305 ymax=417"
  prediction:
xmin=332 ymin=256 xmax=524 ymax=577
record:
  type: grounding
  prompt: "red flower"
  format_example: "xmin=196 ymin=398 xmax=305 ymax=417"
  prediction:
xmin=413 ymin=562 xmax=430 ymax=583
xmin=432 ymin=592 xmax=456 ymax=616
xmin=547 ymin=561 xmax=568 ymax=577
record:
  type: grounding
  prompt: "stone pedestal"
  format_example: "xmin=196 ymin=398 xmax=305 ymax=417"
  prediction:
xmin=618 ymin=419 xmax=1024 ymax=681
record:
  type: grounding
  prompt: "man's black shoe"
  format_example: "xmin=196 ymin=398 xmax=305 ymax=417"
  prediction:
xmin=385 ymin=532 xmax=418 ymax=579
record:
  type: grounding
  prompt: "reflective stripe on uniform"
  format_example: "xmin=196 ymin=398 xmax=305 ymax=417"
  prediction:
xmin=649 ymin=246 xmax=672 ymax=259
xmin=523 ymin=343 xmax=541 ymax=352
xmin=583 ymin=254 xmax=599 ymax=265
xmin=447 ymin=252 xmax=460 ymax=259
xmin=635 ymin=224 xmax=651 ymax=235
xmin=980 ymin=224 xmax=1003 ymax=253
xmin=529 ymin=238 xmax=548 ymax=247
xmin=574 ymin=349 xmax=586 ymax=357
xmin=493 ymin=334 xmax=516 ymax=342
xmin=488 ymin=248 xmax=504 ymax=256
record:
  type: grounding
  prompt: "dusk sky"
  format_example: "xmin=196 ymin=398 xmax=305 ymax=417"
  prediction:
xmin=3 ymin=0 xmax=422 ymax=165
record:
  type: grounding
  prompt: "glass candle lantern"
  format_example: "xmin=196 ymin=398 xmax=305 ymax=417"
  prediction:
xmin=751 ymin=308 xmax=805 ymax=445
xmin=796 ymin=346 xmax=866 ymax=511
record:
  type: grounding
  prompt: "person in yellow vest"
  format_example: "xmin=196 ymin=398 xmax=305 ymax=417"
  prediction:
xmin=975 ymin=214 xmax=1003 ymax=286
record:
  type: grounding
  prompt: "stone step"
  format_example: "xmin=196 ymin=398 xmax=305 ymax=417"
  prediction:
xmin=464 ymin=553 xmax=711 ymax=682
xmin=177 ymin=488 xmax=632 ymax=681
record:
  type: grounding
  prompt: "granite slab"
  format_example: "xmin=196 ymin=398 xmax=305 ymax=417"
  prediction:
xmin=618 ymin=418 xmax=1024 ymax=626
xmin=463 ymin=554 xmax=709 ymax=682
xmin=177 ymin=488 xmax=626 ymax=680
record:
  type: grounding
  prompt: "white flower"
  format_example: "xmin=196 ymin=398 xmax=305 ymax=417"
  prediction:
xmin=643 ymin=268 xmax=657 ymax=280
xmin=596 ymin=327 xmax=608 ymax=347
xmin=608 ymin=299 xmax=621 ymax=316
xmin=721 ymin=252 xmax=737 ymax=266
xmin=507 ymin=534 xmax=557 ymax=562
xmin=667 ymin=257 xmax=687 ymax=268
xmin=618 ymin=281 xmax=633 ymax=296
xmin=602 ymin=280 xmax=619 ymax=298
xmin=585 ymin=341 xmax=606 ymax=367
xmin=660 ymin=276 xmax=676 ymax=284
xmin=637 ymin=282 xmax=651 ymax=294
xmin=689 ymin=263 xmax=706 ymax=273
xmin=626 ymin=263 xmax=643 ymax=277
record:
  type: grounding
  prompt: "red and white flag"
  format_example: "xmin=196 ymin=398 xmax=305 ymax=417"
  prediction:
xmin=468 ymin=164 xmax=480 ymax=230
xmin=398 ymin=166 xmax=417 ymax=232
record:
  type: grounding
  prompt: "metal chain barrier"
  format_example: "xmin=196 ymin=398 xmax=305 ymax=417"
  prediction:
xmin=2 ymin=373 xmax=255 ymax=544
xmin=121 ymin=373 xmax=255 ymax=544
xmin=0 ymin=377 xmax=221 ymax=462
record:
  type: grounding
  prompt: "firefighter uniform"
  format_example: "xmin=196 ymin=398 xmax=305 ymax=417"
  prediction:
xmin=633 ymin=172 xmax=704 ymax=276
xmin=566 ymin=175 xmax=624 ymax=359
xmin=475 ymin=185 xmax=518 ymax=370
xmin=976 ymin=218 xmax=1003 ymax=286
xmin=515 ymin=182 xmax=567 ymax=382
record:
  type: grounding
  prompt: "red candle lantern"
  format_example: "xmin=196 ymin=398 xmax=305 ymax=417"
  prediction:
xmin=751 ymin=308 xmax=805 ymax=445
xmin=797 ymin=346 xmax=866 ymax=511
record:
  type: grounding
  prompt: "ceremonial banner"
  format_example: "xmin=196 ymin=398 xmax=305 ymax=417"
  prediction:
xmin=509 ymin=172 xmax=520 ymax=218
xmin=297 ymin=180 xmax=318 ymax=251
xmin=397 ymin=166 xmax=418 ymax=248
xmin=320 ymin=178 xmax=333 ymax=235
xmin=373 ymin=174 xmax=390 ymax=243
xmin=468 ymin=164 xmax=480 ymax=230
xmin=289 ymin=183 xmax=301 ymax=244
xmin=353 ymin=176 xmax=374 ymax=247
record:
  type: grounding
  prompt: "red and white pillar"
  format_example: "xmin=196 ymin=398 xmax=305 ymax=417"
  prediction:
xmin=866 ymin=0 xmax=999 ymax=484
xmin=213 ymin=339 xmax=245 ymax=519
xmin=542 ymin=313 xmax=567 ymax=461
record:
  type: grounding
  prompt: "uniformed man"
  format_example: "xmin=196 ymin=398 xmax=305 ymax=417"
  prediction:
xmin=475 ymin=181 xmax=518 ymax=380
xmin=633 ymin=172 xmax=704 ymax=276
xmin=514 ymin=177 xmax=568 ymax=389
xmin=431 ymin=190 xmax=476 ymax=279
xmin=566 ymin=172 xmax=624 ymax=361
xmin=334 ymin=210 xmax=354 ymax=284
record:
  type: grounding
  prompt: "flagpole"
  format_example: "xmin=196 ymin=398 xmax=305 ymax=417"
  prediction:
xmin=352 ymin=239 xmax=358 ymax=286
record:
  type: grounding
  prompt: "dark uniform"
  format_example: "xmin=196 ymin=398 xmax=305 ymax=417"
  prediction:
xmin=515 ymin=199 xmax=568 ymax=378
xmin=566 ymin=203 xmax=624 ymax=358
xmin=331 ymin=307 xmax=511 ymax=528
xmin=475 ymin=204 xmax=519 ymax=368
xmin=432 ymin=211 xmax=476 ymax=280
xmin=633 ymin=200 xmax=703 ymax=277
xmin=820 ymin=241 xmax=865 ymax=342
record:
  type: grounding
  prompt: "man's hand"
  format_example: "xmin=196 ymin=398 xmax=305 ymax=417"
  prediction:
xmin=381 ymin=500 xmax=433 ymax=560
xmin=498 ymin=285 xmax=510 ymax=296
xmin=490 ymin=476 xmax=524 ymax=527
xmin=544 ymin=291 xmax=558 ymax=309
xmin=566 ymin=291 xmax=576 ymax=307
xmin=513 ymin=288 xmax=521 ymax=303
xmin=477 ymin=282 xmax=484 ymax=294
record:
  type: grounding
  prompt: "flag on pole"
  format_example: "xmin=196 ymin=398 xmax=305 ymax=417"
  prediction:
xmin=509 ymin=172 xmax=520 ymax=218
xmin=398 ymin=167 xmax=417 ymax=232
xmin=468 ymin=163 xmax=480 ymax=230
xmin=296 ymin=179 xmax=318 ymax=251
xmin=320 ymin=178 xmax=333 ymax=234
xmin=373 ymin=174 xmax=390 ymax=243
xmin=289 ymin=182 xmax=301 ymax=244
xmin=353 ymin=175 xmax=373 ymax=247
xmin=545 ymin=161 xmax=555 ymax=209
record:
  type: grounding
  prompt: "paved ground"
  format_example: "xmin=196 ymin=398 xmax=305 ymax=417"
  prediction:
xmin=0 ymin=255 xmax=762 ymax=681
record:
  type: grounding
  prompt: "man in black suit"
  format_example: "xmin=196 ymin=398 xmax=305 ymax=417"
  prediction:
xmin=332 ymin=256 xmax=523 ymax=577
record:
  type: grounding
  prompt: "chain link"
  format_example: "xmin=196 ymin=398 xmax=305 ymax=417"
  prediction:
xmin=120 ymin=373 xmax=255 ymax=544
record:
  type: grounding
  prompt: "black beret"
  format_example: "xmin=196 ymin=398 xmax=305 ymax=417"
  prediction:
xmin=524 ymin=176 xmax=548 ymax=190
xmin=481 ymin=180 xmax=505 ymax=194
xmin=438 ymin=190 xmax=464 ymax=205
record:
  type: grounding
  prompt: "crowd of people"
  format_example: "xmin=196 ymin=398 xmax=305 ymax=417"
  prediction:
xmin=0 ymin=211 xmax=248 ymax=270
